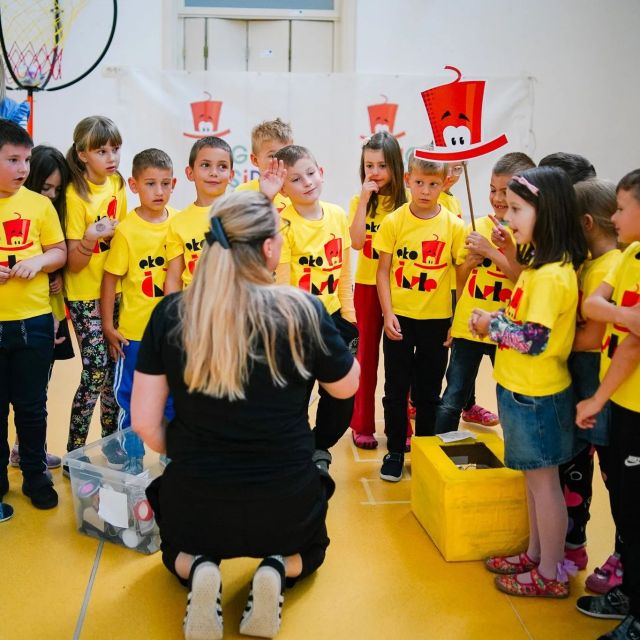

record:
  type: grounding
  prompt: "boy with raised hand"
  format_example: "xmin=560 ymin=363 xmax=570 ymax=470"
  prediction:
xmin=575 ymin=169 xmax=640 ymax=640
xmin=274 ymin=144 xmax=357 ymax=472
xmin=236 ymin=117 xmax=293 ymax=212
xmin=101 ymin=148 xmax=177 ymax=473
xmin=164 ymin=137 xmax=234 ymax=293
xmin=0 ymin=119 xmax=66 ymax=510
xmin=375 ymin=155 xmax=465 ymax=482
xmin=435 ymin=152 xmax=535 ymax=435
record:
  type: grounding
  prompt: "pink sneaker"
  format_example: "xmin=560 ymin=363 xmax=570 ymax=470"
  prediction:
xmin=565 ymin=545 xmax=588 ymax=570
xmin=585 ymin=554 xmax=623 ymax=594
xmin=461 ymin=404 xmax=499 ymax=427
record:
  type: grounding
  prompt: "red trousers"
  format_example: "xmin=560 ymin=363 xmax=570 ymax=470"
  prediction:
xmin=351 ymin=283 xmax=411 ymax=437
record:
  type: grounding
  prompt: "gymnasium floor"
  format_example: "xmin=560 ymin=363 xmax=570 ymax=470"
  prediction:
xmin=1 ymin=345 xmax=616 ymax=640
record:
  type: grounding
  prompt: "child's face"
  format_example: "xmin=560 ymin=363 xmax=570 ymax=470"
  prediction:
xmin=363 ymin=149 xmax=391 ymax=191
xmin=78 ymin=142 xmax=121 ymax=183
xmin=613 ymin=188 xmax=640 ymax=244
xmin=0 ymin=144 xmax=31 ymax=198
xmin=41 ymin=169 xmax=62 ymax=203
xmin=129 ymin=167 xmax=176 ymax=213
xmin=281 ymin=157 xmax=323 ymax=206
xmin=186 ymin=147 xmax=234 ymax=199
xmin=405 ymin=169 xmax=445 ymax=214
xmin=505 ymin=188 xmax=536 ymax=245
xmin=489 ymin=173 xmax=511 ymax=219
xmin=252 ymin=139 xmax=290 ymax=174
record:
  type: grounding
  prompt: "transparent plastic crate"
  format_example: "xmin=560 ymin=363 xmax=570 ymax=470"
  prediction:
xmin=62 ymin=428 xmax=164 ymax=554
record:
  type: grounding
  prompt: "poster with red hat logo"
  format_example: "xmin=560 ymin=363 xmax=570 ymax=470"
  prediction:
xmin=183 ymin=92 xmax=231 ymax=139
xmin=415 ymin=66 xmax=508 ymax=162
xmin=361 ymin=95 xmax=405 ymax=139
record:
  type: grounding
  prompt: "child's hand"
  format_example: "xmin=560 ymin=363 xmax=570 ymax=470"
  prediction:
xmin=575 ymin=396 xmax=603 ymax=429
xmin=360 ymin=175 xmax=379 ymax=203
xmin=0 ymin=265 xmax=10 ymax=285
xmin=619 ymin=303 xmax=640 ymax=337
xmin=443 ymin=327 xmax=453 ymax=348
xmin=383 ymin=313 xmax=402 ymax=341
xmin=104 ymin=325 xmax=129 ymax=360
xmin=469 ymin=308 xmax=492 ymax=338
xmin=465 ymin=232 xmax=495 ymax=259
xmin=53 ymin=317 xmax=66 ymax=345
xmin=85 ymin=218 xmax=118 ymax=243
xmin=49 ymin=272 xmax=63 ymax=295
xmin=259 ymin=158 xmax=287 ymax=202
xmin=11 ymin=255 xmax=45 ymax=280
xmin=489 ymin=214 xmax=512 ymax=250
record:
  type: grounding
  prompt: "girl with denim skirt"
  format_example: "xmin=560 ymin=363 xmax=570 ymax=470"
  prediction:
xmin=470 ymin=166 xmax=587 ymax=599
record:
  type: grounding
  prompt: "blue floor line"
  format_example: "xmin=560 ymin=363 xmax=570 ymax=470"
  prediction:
xmin=73 ymin=540 xmax=104 ymax=640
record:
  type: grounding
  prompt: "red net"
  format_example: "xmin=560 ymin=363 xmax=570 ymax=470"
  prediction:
xmin=7 ymin=41 xmax=63 ymax=85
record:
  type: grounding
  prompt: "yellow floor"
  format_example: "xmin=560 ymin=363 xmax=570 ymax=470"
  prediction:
xmin=1 ymin=346 xmax=617 ymax=640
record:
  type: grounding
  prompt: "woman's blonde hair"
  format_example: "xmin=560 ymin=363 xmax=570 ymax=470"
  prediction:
xmin=181 ymin=191 xmax=326 ymax=400
xmin=66 ymin=115 xmax=124 ymax=201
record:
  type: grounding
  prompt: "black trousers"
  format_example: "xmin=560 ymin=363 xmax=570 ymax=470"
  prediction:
xmin=608 ymin=402 xmax=640 ymax=616
xmin=383 ymin=316 xmax=450 ymax=454
xmin=312 ymin=312 xmax=358 ymax=451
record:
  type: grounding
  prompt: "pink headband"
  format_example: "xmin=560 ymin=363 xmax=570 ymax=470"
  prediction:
xmin=512 ymin=175 xmax=539 ymax=196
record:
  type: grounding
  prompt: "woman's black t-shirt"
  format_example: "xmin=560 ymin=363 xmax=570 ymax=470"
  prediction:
xmin=135 ymin=292 xmax=353 ymax=496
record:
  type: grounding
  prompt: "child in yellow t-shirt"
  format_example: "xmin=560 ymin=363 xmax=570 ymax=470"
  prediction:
xmin=435 ymin=152 xmax=535 ymax=435
xmin=559 ymin=179 xmax=623 ymax=591
xmin=348 ymin=132 xmax=409 ymax=450
xmin=235 ymin=117 xmax=293 ymax=213
xmin=164 ymin=137 xmax=234 ymax=292
xmin=374 ymin=155 xmax=465 ymax=482
xmin=274 ymin=144 xmax=357 ymax=472
xmin=63 ymin=116 xmax=128 ymax=462
xmin=0 ymin=120 xmax=66 ymax=513
xmin=471 ymin=167 xmax=587 ymax=599
xmin=575 ymin=170 xmax=640 ymax=634
xmin=101 ymin=149 xmax=177 ymax=473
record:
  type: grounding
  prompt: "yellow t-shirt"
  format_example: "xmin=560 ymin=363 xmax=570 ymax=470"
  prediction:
xmin=103 ymin=208 xmax=176 ymax=341
xmin=165 ymin=203 xmax=211 ymax=288
xmin=452 ymin=215 xmax=516 ymax=341
xmin=279 ymin=202 xmax=351 ymax=316
xmin=578 ymin=248 xmax=622 ymax=353
xmin=599 ymin=241 xmax=640 ymax=412
xmin=373 ymin=203 xmax=465 ymax=320
xmin=494 ymin=261 xmax=578 ymax=396
xmin=0 ymin=187 xmax=64 ymax=321
xmin=349 ymin=194 xmax=401 ymax=286
xmin=235 ymin=178 xmax=291 ymax=213
xmin=439 ymin=191 xmax=463 ymax=218
xmin=64 ymin=175 xmax=127 ymax=301
xmin=50 ymin=292 xmax=66 ymax=321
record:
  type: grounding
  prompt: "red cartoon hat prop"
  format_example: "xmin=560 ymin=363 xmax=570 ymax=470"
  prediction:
xmin=415 ymin=66 xmax=507 ymax=162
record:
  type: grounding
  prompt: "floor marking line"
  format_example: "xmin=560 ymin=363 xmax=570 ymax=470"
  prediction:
xmin=505 ymin=594 xmax=535 ymax=640
xmin=360 ymin=500 xmax=411 ymax=505
xmin=73 ymin=540 xmax=104 ymax=640
xmin=360 ymin=477 xmax=377 ymax=504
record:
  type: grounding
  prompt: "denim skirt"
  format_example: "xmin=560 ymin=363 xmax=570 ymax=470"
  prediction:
xmin=497 ymin=383 xmax=577 ymax=470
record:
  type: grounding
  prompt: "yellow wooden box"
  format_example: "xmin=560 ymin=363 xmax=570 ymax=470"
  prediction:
xmin=411 ymin=433 xmax=529 ymax=561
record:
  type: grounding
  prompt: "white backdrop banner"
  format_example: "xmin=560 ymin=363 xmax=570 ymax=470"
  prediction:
xmin=114 ymin=68 xmax=534 ymax=218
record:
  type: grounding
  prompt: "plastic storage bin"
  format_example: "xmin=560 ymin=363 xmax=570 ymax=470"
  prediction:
xmin=62 ymin=428 xmax=164 ymax=554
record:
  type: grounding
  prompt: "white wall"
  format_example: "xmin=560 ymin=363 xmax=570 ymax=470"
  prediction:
xmin=353 ymin=0 xmax=640 ymax=185
xmin=14 ymin=0 xmax=640 ymax=208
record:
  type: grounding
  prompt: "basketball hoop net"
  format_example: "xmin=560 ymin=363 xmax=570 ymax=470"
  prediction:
xmin=0 ymin=0 xmax=117 ymax=135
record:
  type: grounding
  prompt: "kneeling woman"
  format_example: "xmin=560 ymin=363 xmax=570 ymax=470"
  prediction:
xmin=131 ymin=191 xmax=359 ymax=640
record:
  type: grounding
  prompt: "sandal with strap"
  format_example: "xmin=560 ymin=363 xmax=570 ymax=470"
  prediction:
xmin=495 ymin=567 xmax=571 ymax=599
xmin=485 ymin=552 xmax=538 ymax=575
xmin=352 ymin=432 xmax=378 ymax=450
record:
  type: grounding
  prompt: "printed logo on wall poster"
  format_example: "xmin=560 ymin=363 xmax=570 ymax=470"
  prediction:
xmin=416 ymin=66 xmax=508 ymax=161
xmin=183 ymin=92 xmax=231 ymax=139
xmin=361 ymin=95 xmax=405 ymax=139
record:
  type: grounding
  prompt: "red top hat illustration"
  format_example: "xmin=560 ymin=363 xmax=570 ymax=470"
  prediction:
xmin=415 ymin=66 xmax=508 ymax=162
xmin=0 ymin=212 xmax=33 ymax=251
xmin=183 ymin=92 xmax=231 ymax=139
xmin=362 ymin=95 xmax=405 ymax=139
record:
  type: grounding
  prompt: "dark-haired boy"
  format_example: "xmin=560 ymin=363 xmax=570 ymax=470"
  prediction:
xmin=0 ymin=119 xmax=66 ymax=510
xmin=164 ymin=137 xmax=234 ymax=293
xmin=101 ymin=148 xmax=177 ymax=473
